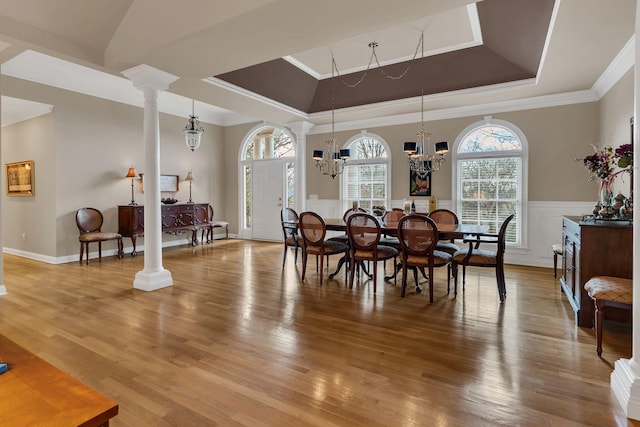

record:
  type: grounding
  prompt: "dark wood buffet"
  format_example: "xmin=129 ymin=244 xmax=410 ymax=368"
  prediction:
xmin=560 ymin=216 xmax=633 ymax=327
xmin=118 ymin=203 xmax=210 ymax=256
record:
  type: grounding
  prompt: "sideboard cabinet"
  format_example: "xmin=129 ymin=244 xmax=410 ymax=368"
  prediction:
xmin=118 ymin=203 xmax=209 ymax=255
xmin=560 ymin=216 xmax=632 ymax=327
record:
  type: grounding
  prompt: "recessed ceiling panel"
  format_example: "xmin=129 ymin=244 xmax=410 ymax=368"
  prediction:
xmin=288 ymin=4 xmax=480 ymax=78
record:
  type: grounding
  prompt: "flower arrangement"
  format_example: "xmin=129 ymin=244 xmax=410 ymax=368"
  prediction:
xmin=578 ymin=145 xmax=616 ymax=193
xmin=615 ymin=143 xmax=633 ymax=170
xmin=577 ymin=143 xmax=634 ymax=219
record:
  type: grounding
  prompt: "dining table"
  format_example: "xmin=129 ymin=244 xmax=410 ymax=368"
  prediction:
xmin=322 ymin=217 xmax=491 ymax=283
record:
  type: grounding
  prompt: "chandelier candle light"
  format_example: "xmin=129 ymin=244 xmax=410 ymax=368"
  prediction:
xmin=184 ymin=99 xmax=204 ymax=152
xmin=312 ymin=55 xmax=350 ymax=179
xmin=403 ymin=32 xmax=448 ymax=174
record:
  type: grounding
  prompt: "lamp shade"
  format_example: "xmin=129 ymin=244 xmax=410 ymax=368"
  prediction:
xmin=312 ymin=150 xmax=324 ymax=160
xmin=125 ymin=166 xmax=137 ymax=178
xmin=403 ymin=142 xmax=417 ymax=153
xmin=339 ymin=149 xmax=351 ymax=159
xmin=434 ymin=141 xmax=449 ymax=154
xmin=185 ymin=171 xmax=194 ymax=181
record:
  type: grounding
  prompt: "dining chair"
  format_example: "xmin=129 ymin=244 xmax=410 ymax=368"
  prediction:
xmin=75 ymin=207 xmax=124 ymax=265
xmin=328 ymin=207 xmax=367 ymax=245
xmin=428 ymin=209 xmax=461 ymax=255
xmin=299 ymin=211 xmax=349 ymax=284
xmin=451 ymin=213 xmax=515 ymax=302
xmin=379 ymin=208 xmax=404 ymax=271
xmin=346 ymin=213 xmax=398 ymax=293
xmin=280 ymin=207 xmax=303 ymax=268
xmin=428 ymin=208 xmax=460 ymax=284
xmin=397 ymin=214 xmax=452 ymax=302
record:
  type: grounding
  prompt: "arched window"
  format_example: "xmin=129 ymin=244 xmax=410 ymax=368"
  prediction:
xmin=340 ymin=132 xmax=391 ymax=212
xmin=239 ymin=126 xmax=296 ymax=237
xmin=453 ymin=118 xmax=528 ymax=247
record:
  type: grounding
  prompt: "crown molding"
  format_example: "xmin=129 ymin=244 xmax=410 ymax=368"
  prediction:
xmin=592 ymin=35 xmax=635 ymax=98
xmin=308 ymin=89 xmax=599 ymax=135
xmin=203 ymin=77 xmax=309 ymax=119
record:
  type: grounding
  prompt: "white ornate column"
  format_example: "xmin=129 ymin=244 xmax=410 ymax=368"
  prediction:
xmin=264 ymin=134 xmax=274 ymax=158
xmin=0 ymin=76 xmax=5 ymax=296
xmin=122 ymin=64 xmax=178 ymax=291
xmin=611 ymin=2 xmax=640 ymax=417
xmin=253 ymin=136 xmax=262 ymax=159
xmin=288 ymin=121 xmax=314 ymax=212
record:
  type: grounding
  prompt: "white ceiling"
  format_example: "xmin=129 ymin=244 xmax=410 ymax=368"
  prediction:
xmin=0 ymin=0 xmax=636 ymax=132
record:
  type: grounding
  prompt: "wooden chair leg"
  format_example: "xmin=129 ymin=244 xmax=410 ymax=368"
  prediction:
xmin=98 ymin=242 xmax=102 ymax=260
xmin=282 ymin=243 xmax=288 ymax=268
xmin=79 ymin=243 xmax=84 ymax=264
xmin=595 ymin=299 xmax=605 ymax=356
xmin=401 ymin=262 xmax=408 ymax=297
xmin=428 ymin=265 xmax=434 ymax=303
xmin=301 ymin=251 xmax=308 ymax=280
xmin=553 ymin=251 xmax=558 ymax=278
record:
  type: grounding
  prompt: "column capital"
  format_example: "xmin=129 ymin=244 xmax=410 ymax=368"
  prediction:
xmin=122 ymin=64 xmax=179 ymax=91
xmin=287 ymin=121 xmax=315 ymax=137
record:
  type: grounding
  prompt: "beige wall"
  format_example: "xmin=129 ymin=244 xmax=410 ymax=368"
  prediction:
xmin=222 ymin=121 xmax=259 ymax=235
xmin=2 ymin=76 xmax=225 ymax=259
xmin=2 ymin=113 xmax=56 ymax=255
xmin=600 ymin=68 xmax=634 ymax=196
xmin=306 ymin=102 xmax=601 ymax=202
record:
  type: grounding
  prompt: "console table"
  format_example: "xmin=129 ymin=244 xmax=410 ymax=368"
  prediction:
xmin=0 ymin=334 xmax=118 ymax=426
xmin=118 ymin=203 xmax=209 ymax=256
xmin=560 ymin=216 xmax=633 ymax=327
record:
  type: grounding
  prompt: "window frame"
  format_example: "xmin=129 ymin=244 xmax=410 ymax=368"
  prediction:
xmin=238 ymin=123 xmax=297 ymax=239
xmin=339 ymin=132 xmax=392 ymax=213
xmin=451 ymin=117 xmax=528 ymax=249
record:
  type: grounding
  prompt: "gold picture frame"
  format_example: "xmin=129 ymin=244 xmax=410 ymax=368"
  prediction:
xmin=6 ymin=160 xmax=34 ymax=196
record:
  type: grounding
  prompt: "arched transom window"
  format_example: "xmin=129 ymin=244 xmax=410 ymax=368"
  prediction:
xmin=341 ymin=133 xmax=391 ymax=212
xmin=454 ymin=120 xmax=528 ymax=246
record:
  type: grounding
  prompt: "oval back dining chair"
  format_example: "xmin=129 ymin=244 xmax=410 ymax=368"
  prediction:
xmin=299 ymin=211 xmax=348 ymax=284
xmin=76 ymin=207 xmax=123 ymax=265
xmin=397 ymin=214 xmax=452 ymax=302
xmin=451 ymin=213 xmax=515 ymax=302
xmin=428 ymin=209 xmax=460 ymax=254
xmin=280 ymin=207 xmax=303 ymax=268
xmin=428 ymin=208 xmax=460 ymax=281
xmin=346 ymin=213 xmax=398 ymax=293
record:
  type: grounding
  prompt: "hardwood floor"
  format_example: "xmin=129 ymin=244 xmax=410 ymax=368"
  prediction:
xmin=0 ymin=239 xmax=637 ymax=426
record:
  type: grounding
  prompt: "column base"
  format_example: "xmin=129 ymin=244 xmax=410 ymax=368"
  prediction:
xmin=0 ymin=285 xmax=7 ymax=295
xmin=133 ymin=269 xmax=173 ymax=291
xmin=611 ymin=358 xmax=640 ymax=420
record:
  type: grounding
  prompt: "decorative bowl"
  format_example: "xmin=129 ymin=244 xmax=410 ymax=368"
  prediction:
xmin=161 ymin=198 xmax=178 ymax=205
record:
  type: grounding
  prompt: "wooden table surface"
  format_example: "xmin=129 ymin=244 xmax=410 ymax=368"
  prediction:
xmin=0 ymin=334 xmax=118 ymax=426
xmin=323 ymin=218 xmax=489 ymax=239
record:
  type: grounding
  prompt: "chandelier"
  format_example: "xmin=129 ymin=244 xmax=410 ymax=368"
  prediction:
xmin=184 ymin=99 xmax=204 ymax=152
xmin=403 ymin=32 xmax=448 ymax=173
xmin=312 ymin=55 xmax=350 ymax=179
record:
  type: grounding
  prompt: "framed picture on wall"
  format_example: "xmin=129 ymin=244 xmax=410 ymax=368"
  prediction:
xmin=6 ymin=160 xmax=34 ymax=196
xmin=409 ymin=169 xmax=431 ymax=196
xmin=139 ymin=174 xmax=180 ymax=192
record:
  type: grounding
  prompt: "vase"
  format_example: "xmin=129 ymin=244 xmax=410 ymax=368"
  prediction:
xmin=598 ymin=187 xmax=614 ymax=219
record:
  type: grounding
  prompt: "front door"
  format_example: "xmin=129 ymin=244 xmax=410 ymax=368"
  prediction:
xmin=251 ymin=159 xmax=284 ymax=241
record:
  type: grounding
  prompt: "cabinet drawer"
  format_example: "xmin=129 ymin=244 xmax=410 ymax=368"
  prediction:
xmin=563 ymin=218 xmax=580 ymax=245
